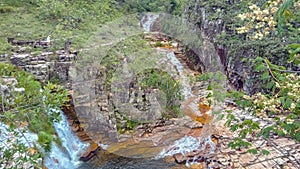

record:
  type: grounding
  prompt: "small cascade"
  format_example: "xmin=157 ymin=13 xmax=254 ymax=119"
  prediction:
xmin=166 ymin=51 xmax=193 ymax=99
xmin=157 ymin=136 xmax=200 ymax=158
xmin=156 ymin=135 xmax=216 ymax=167
xmin=44 ymin=110 xmax=89 ymax=169
xmin=155 ymin=50 xmax=217 ymax=167
xmin=140 ymin=13 xmax=159 ymax=32
xmin=0 ymin=109 xmax=88 ymax=169
xmin=156 ymin=44 xmax=216 ymax=167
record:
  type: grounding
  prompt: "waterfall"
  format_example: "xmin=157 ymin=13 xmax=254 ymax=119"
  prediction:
xmin=154 ymin=44 xmax=216 ymax=166
xmin=44 ymin=109 xmax=89 ymax=169
xmin=0 ymin=110 xmax=88 ymax=169
xmin=166 ymin=52 xmax=193 ymax=99
xmin=141 ymin=13 xmax=159 ymax=32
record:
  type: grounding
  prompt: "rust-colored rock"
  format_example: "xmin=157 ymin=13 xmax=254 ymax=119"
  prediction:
xmin=79 ymin=142 xmax=100 ymax=162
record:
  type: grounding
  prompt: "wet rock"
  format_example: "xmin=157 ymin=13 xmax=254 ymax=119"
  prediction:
xmin=79 ymin=142 xmax=100 ymax=162
xmin=173 ymin=153 xmax=186 ymax=164
xmin=185 ymin=121 xmax=203 ymax=129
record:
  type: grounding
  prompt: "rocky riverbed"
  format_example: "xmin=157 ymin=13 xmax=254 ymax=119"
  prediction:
xmin=2 ymin=14 xmax=299 ymax=169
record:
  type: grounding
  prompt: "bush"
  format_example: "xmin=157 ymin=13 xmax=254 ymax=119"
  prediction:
xmin=0 ymin=6 xmax=14 ymax=13
xmin=0 ymin=63 xmax=69 ymax=167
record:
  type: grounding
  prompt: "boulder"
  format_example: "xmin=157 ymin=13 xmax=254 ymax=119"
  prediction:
xmin=79 ymin=142 xmax=101 ymax=162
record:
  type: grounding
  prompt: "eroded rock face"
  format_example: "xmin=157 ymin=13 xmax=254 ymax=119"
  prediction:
xmin=182 ymin=1 xmax=249 ymax=92
xmin=5 ymin=39 xmax=77 ymax=85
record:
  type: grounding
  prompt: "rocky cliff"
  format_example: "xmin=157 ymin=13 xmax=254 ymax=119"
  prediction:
xmin=183 ymin=0 xmax=299 ymax=94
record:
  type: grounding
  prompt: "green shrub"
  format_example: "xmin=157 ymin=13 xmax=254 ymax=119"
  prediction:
xmin=0 ymin=63 xmax=69 ymax=167
xmin=0 ymin=6 xmax=14 ymax=13
xmin=154 ymin=41 xmax=164 ymax=47
xmin=138 ymin=69 xmax=183 ymax=118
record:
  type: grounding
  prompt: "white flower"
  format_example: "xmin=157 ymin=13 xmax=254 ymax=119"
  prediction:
xmin=291 ymin=103 xmax=296 ymax=109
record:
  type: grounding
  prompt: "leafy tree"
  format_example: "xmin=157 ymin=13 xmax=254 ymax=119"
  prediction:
xmin=0 ymin=63 xmax=69 ymax=168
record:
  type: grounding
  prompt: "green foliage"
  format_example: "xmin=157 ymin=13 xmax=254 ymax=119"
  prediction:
xmin=0 ymin=5 xmax=15 ymax=13
xmin=115 ymin=112 xmax=141 ymax=134
xmin=0 ymin=140 xmax=42 ymax=168
xmin=287 ymin=43 xmax=300 ymax=64
xmin=275 ymin=0 xmax=298 ymax=36
xmin=121 ymin=0 xmax=187 ymax=15
xmin=227 ymin=57 xmax=300 ymax=142
xmin=0 ymin=63 xmax=69 ymax=167
xmin=138 ymin=69 xmax=183 ymax=118
xmin=197 ymin=71 xmax=227 ymax=102
xmin=228 ymin=138 xmax=251 ymax=150
xmin=205 ymin=0 xmax=299 ymax=94
xmin=0 ymin=0 xmax=123 ymax=54
xmin=102 ymin=35 xmax=152 ymax=90
xmin=38 ymin=131 xmax=54 ymax=152
xmin=154 ymin=41 xmax=164 ymax=47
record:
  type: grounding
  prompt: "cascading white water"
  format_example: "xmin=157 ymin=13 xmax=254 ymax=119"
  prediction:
xmin=156 ymin=135 xmax=216 ymax=167
xmin=158 ymin=50 xmax=216 ymax=166
xmin=44 ymin=109 xmax=89 ymax=169
xmin=166 ymin=52 xmax=193 ymax=99
xmin=141 ymin=13 xmax=159 ymax=32
xmin=140 ymin=18 xmax=216 ymax=164
xmin=0 ymin=110 xmax=88 ymax=169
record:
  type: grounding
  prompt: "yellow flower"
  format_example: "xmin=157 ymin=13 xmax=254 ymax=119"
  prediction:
xmin=268 ymin=20 xmax=277 ymax=27
xmin=262 ymin=9 xmax=269 ymax=15
xmin=270 ymin=7 xmax=278 ymax=14
xmin=264 ymin=31 xmax=270 ymax=36
xmin=243 ymin=95 xmax=251 ymax=100
xmin=237 ymin=14 xmax=247 ymax=20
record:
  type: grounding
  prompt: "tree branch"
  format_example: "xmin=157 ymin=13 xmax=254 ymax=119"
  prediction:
xmin=263 ymin=59 xmax=279 ymax=82
xmin=270 ymin=67 xmax=300 ymax=74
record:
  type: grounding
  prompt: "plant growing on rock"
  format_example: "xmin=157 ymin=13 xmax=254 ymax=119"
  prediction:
xmin=138 ymin=69 xmax=183 ymax=118
xmin=0 ymin=63 xmax=69 ymax=168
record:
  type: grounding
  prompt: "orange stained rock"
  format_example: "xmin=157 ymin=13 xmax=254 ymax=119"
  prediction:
xmin=81 ymin=142 xmax=99 ymax=157
xmin=88 ymin=142 xmax=99 ymax=151
xmin=28 ymin=147 xmax=37 ymax=155
xmin=211 ymin=136 xmax=218 ymax=145
xmin=197 ymin=98 xmax=213 ymax=124
xmin=187 ymin=128 xmax=203 ymax=138
xmin=171 ymin=163 xmax=205 ymax=169
xmin=163 ymin=45 xmax=173 ymax=49
xmin=195 ymin=113 xmax=213 ymax=125
xmin=199 ymin=98 xmax=211 ymax=114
